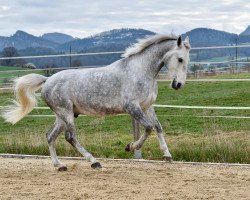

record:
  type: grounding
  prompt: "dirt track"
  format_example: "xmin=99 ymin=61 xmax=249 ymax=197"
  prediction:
xmin=0 ymin=157 xmax=249 ymax=200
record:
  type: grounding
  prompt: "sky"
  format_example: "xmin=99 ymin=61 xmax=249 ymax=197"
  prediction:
xmin=0 ymin=0 xmax=250 ymax=38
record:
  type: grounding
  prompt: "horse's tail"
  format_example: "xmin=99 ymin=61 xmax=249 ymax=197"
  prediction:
xmin=2 ymin=74 xmax=48 ymax=124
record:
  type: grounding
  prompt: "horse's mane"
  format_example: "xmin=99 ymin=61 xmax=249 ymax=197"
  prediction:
xmin=122 ymin=34 xmax=178 ymax=58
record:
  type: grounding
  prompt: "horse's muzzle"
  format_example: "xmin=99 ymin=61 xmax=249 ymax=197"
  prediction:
xmin=171 ymin=79 xmax=182 ymax=90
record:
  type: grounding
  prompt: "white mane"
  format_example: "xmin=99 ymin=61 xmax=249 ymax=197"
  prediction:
xmin=122 ymin=34 xmax=178 ymax=58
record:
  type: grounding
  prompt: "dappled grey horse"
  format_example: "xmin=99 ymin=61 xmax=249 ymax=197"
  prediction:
xmin=2 ymin=34 xmax=190 ymax=171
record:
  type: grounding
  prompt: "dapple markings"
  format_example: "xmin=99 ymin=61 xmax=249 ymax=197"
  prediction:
xmin=2 ymin=34 xmax=190 ymax=170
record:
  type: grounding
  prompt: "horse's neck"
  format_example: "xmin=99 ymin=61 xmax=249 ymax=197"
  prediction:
xmin=132 ymin=43 xmax=173 ymax=78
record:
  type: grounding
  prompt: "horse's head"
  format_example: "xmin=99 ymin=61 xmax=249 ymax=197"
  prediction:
xmin=163 ymin=36 xmax=191 ymax=90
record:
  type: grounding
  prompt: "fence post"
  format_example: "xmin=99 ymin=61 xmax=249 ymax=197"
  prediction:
xmin=131 ymin=117 xmax=142 ymax=159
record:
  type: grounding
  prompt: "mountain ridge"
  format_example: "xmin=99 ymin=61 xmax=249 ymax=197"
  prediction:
xmin=240 ymin=25 xmax=250 ymax=36
xmin=1 ymin=27 xmax=250 ymax=68
xmin=41 ymin=32 xmax=75 ymax=44
xmin=1 ymin=26 xmax=250 ymax=52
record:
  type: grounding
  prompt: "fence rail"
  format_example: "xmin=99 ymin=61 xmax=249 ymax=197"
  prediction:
xmin=0 ymin=51 xmax=124 ymax=60
xmin=153 ymin=104 xmax=250 ymax=110
xmin=1 ymin=44 xmax=249 ymax=160
xmin=0 ymin=43 xmax=250 ymax=65
xmin=1 ymin=105 xmax=250 ymax=111
xmin=1 ymin=44 xmax=250 ymax=60
xmin=23 ymin=114 xmax=250 ymax=119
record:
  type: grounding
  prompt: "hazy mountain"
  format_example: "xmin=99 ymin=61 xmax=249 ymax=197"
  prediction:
xmin=2 ymin=27 xmax=250 ymax=53
xmin=240 ymin=25 xmax=250 ymax=36
xmin=1 ymin=27 xmax=250 ymax=68
xmin=0 ymin=36 xmax=8 ymax=51
xmin=0 ymin=30 xmax=58 ymax=50
xmin=182 ymin=28 xmax=237 ymax=47
xmin=182 ymin=28 xmax=250 ymax=61
xmin=12 ymin=29 xmax=154 ymax=68
xmin=57 ymin=28 xmax=155 ymax=52
xmin=41 ymin=32 xmax=74 ymax=44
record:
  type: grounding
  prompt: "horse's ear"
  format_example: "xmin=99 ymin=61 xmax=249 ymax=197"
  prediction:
xmin=184 ymin=36 xmax=191 ymax=49
xmin=184 ymin=36 xmax=189 ymax=43
xmin=177 ymin=36 xmax=182 ymax=47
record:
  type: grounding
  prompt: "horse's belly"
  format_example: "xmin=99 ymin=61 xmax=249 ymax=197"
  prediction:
xmin=74 ymin=103 xmax=124 ymax=117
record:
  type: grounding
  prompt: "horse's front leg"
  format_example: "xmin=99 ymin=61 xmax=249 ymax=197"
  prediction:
xmin=146 ymin=106 xmax=172 ymax=162
xmin=125 ymin=104 xmax=154 ymax=152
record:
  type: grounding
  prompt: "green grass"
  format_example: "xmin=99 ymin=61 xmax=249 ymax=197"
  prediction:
xmin=0 ymin=66 xmax=58 ymax=84
xmin=0 ymin=66 xmax=23 ymax=71
xmin=205 ymin=72 xmax=250 ymax=79
xmin=201 ymin=56 xmax=230 ymax=62
xmin=160 ymin=71 xmax=250 ymax=80
xmin=0 ymin=81 xmax=249 ymax=163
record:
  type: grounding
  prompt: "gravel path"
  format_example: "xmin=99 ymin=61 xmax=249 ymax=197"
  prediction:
xmin=0 ymin=157 xmax=249 ymax=200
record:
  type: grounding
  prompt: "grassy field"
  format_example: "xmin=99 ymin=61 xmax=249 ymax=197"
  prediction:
xmin=203 ymin=72 xmax=250 ymax=79
xmin=0 ymin=66 xmax=60 ymax=84
xmin=0 ymin=66 xmax=24 ymax=71
xmin=0 ymin=80 xmax=249 ymax=163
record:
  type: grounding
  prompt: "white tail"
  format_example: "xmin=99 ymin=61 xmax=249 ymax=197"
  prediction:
xmin=2 ymin=74 xmax=48 ymax=124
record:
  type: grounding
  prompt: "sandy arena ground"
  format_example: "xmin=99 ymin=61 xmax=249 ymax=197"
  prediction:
xmin=0 ymin=157 xmax=249 ymax=200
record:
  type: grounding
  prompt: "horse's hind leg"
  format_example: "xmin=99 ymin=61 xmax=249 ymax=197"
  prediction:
xmin=65 ymin=131 xmax=101 ymax=169
xmin=61 ymin=112 xmax=101 ymax=169
xmin=47 ymin=117 xmax=67 ymax=171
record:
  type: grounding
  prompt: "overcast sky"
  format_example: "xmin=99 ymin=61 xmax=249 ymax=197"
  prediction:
xmin=0 ymin=0 xmax=250 ymax=38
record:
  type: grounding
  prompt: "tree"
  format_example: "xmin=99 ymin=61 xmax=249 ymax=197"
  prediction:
xmin=189 ymin=64 xmax=204 ymax=78
xmin=0 ymin=47 xmax=20 ymax=66
xmin=208 ymin=65 xmax=215 ymax=71
xmin=72 ymin=59 xmax=82 ymax=67
xmin=189 ymin=64 xmax=203 ymax=73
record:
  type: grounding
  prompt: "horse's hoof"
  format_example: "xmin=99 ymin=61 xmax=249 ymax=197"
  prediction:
xmin=164 ymin=156 xmax=173 ymax=163
xmin=125 ymin=142 xmax=133 ymax=151
xmin=58 ymin=166 xmax=68 ymax=171
xmin=91 ymin=162 xmax=102 ymax=169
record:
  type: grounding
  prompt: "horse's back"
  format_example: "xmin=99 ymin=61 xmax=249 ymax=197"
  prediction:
xmin=41 ymin=58 xmax=157 ymax=116
xmin=41 ymin=64 xmax=126 ymax=115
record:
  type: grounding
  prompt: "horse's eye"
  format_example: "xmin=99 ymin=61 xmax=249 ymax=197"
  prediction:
xmin=178 ymin=58 xmax=183 ymax=63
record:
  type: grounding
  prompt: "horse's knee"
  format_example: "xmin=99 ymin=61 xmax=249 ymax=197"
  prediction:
xmin=145 ymin=125 xmax=153 ymax=134
xmin=47 ymin=121 xmax=64 ymax=144
xmin=46 ymin=126 xmax=54 ymax=144
xmin=155 ymin=123 xmax=163 ymax=133
xmin=65 ymin=132 xmax=75 ymax=146
xmin=47 ymin=132 xmax=55 ymax=144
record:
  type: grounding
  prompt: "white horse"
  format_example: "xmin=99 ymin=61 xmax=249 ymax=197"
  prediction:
xmin=2 ymin=34 xmax=190 ymax=171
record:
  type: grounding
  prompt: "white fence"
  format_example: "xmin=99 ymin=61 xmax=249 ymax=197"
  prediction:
xmin=0 ymin=44 xmax=250 ymax=64
xmin=0 ymin=44 xmax=249 ymax=121
xmin=0 ymin=104 xmax=249 ymax=119
xmin=0 ymin=43 xmax=249 ymax=160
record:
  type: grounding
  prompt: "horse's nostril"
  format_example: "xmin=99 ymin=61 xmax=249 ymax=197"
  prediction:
xmin=171 ymin=79 xmax=177 ymax=89
xmin=177 ymin=83 xmax=182 ymax=89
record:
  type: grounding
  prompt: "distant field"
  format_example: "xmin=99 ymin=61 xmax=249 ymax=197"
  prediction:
xmin=0 ymin=66 xmax=57 ymax=84
xmin=0 ymin=81 xmax=249 ymax=163
xmin=201 ymin=56 xmax=229 ymax=62
xmin=204 ymin=72 xmax=250 ymax=79
xmin=0 ymin=66 xmax=32 ymax=84
xmin=1 ymin=66 xmax=250 ymax=85
xmin=0 ymin=66 xmax=23 ymax=71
